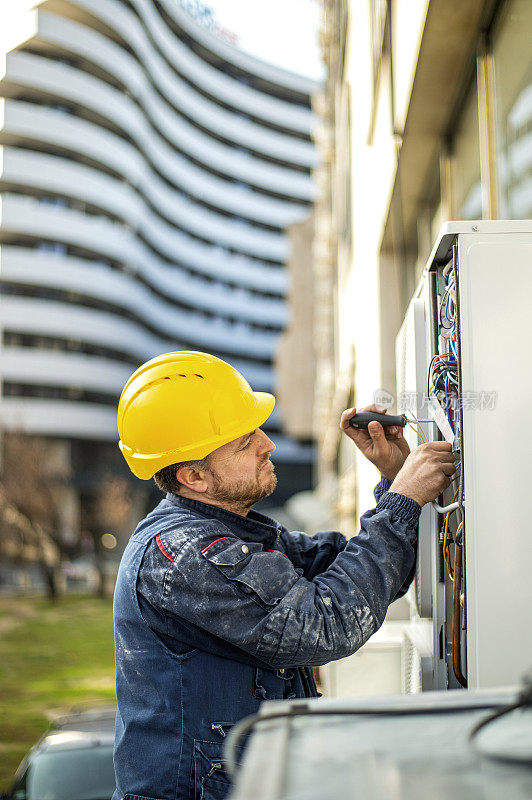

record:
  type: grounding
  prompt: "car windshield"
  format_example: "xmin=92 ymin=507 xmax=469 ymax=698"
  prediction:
xmin=12 ymin=745 xmax=115 ymax=800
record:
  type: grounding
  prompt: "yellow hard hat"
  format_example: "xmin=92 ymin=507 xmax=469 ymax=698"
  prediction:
xmin=117 ymin=351 xmax=275 ymax=480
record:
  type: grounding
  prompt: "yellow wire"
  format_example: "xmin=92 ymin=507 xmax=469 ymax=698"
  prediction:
xmin=405 ymin=418 xmax=426 ymax=443
xmin=409 ymin=410 xmax=428 ymax=443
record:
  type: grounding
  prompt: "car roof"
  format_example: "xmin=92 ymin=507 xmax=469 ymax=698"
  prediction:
xmin=37 ymin=730 xmax=115 ymax=752
xmin=52 ymin=705 xmax=116 ymax=734
xmin=28 ymin=705 xmax=117 ymax=753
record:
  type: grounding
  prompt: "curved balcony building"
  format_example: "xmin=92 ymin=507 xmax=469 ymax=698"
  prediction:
xmin=0 ymin=0 xmax=319 ymax=507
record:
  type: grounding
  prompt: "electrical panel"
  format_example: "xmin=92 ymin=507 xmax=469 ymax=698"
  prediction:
xmin=396 ymin=221 xmax=532 ymax=690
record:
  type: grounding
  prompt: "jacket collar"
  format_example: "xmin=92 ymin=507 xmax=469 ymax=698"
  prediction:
xmin=166 ymin=493 xmax=284 ymax=546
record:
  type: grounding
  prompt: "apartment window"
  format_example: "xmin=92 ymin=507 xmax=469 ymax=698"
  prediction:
xmin=37 ymin=242 xmax=67 ymax=255
xmin=492 ymin=0 xmax=532 ymax=218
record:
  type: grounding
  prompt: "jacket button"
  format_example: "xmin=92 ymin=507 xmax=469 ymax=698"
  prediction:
xmin=241 ymin=544 xmax=249 ymax=554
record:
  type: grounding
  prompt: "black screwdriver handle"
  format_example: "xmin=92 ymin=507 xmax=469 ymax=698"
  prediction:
xmin=349 ymin=412 xmax=406 ymax=429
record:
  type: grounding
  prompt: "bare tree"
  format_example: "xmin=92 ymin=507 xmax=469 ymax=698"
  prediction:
xmin=0 ymin=485 xmax=60 ymax=598
xmin=0 ymin=432 xmax=65 ymax=598
xmin=83 ymin=475 xmax=132 ymax=597
xmin=2 ymin=432 xmax=63 ymax=530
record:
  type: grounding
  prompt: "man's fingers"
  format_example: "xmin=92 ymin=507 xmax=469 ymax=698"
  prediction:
xmin=435 ymin=451 xmax=456 ymax=463
xmin=340 ymin=407 xmax=356 ymax=430
xmin=425 ymin=441 xmax=453 ymax=452
xmin=360 ymin=404 xmax=387 ymax=414
xmin=440 ymin=462 xmax=457 ymax=476
xmin=385 ymin=426 xmax=403 ymax=436
xmin=368 ymin=421 xmax=388 ymax=452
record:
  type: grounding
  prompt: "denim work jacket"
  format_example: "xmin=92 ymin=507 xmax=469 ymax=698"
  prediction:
xmin=112 ymin=478 xmax=420 ymax=800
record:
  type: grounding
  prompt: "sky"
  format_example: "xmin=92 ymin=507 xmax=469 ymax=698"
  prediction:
xmin=185 ymin=0 xmax=324 ymax=80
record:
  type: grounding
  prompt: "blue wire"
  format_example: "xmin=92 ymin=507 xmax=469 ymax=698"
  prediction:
xmin=450 ymin=331 xmax=458 ymax=359
xmin=445 ymin=292 xmax=452 ymax=322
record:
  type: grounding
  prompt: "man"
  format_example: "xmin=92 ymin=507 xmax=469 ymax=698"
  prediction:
xmin=113 ymin=351 xmax=454 ymax=800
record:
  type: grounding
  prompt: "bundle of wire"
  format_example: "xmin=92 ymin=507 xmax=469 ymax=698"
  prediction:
xmin=428 ymin=270 xmax=459 ymax=433
xmin=425 ymin=264 xmax=467 ymax=686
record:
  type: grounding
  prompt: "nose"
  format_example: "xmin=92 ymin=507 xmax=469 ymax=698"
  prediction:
xmin=257 ymin=428 xmax=276 ymax=454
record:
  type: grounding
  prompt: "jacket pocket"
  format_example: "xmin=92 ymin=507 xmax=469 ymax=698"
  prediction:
xmin=193 ymin=739 xmax=231 ymax=800
xmin=210 ymin=721 xmax=233 ymax=739
xmin=203 ymin=541 xmax=294 ymax=610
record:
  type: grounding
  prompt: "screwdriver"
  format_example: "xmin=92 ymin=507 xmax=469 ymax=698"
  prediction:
xmin=349 ymin=412 xmax=406 ymax=429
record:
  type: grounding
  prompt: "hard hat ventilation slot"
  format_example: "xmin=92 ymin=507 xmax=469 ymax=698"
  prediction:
xmin=194 ymin=374 xmax=204 ymax=379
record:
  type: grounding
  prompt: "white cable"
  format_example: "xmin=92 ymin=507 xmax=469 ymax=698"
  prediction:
xmin=431 ymin=500 xmax=460 ymax=514
xmin=443 ymin=261 xmax=454 ymax=278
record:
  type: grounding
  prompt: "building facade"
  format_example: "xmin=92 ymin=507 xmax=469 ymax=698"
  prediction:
xmin=279 ymin=0 xmax=532 ymax=695
xmin=0 ymin=0 xmax=320 ymax=546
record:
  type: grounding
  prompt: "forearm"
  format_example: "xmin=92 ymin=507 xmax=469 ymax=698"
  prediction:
xmin=257 ymin=493 xmax=420 ymax=667
xmin=282 ymin=477 xmax=399 ymax=581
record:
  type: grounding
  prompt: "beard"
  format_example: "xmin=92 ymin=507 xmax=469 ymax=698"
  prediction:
xmin=208 ymin=459 xmax=277 ymax=511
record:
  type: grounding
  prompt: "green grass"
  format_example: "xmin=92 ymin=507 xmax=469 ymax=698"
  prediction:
xmin=0 ymin=595 xmax=116 ymax=790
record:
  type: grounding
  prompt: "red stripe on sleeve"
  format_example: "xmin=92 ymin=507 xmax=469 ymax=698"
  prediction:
xmin=201 ymin=537 xmax=231 ymax=554
xmin=156 ymin=534 xmax=174 ymax=562
xmin=268 ymin=549 xmax=289 ymax=558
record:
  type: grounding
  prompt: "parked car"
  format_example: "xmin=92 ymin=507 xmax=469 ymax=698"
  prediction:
xmin=5 ymin=707 xmax=116 ymax=800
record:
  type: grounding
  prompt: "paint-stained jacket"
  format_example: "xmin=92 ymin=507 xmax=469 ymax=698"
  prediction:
xmin=112 ymin=478 xmax=420 ymax=800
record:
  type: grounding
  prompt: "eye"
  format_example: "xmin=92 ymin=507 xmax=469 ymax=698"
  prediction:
xmin=241 ymin=431 xmax=256 ymax=449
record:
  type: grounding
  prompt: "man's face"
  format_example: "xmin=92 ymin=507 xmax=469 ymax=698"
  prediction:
xmin=204 ymin=428 xmax=277 ymax=510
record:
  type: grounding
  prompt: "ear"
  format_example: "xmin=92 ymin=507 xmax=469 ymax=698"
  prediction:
xmin=175 ymin=465 xmax=209 ymax=494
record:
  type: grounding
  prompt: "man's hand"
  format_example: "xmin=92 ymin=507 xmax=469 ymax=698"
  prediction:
xmin=340 ymin=404 xmax=410 ymax=481
xmin=389 ymin=441 xmax=456 ymax=507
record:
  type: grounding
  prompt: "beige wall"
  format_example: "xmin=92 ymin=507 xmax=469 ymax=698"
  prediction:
xmin=275 ymin=215 xmax=316 ymax=441
xmin=303 ymin=0 xmax=532 ymax=698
